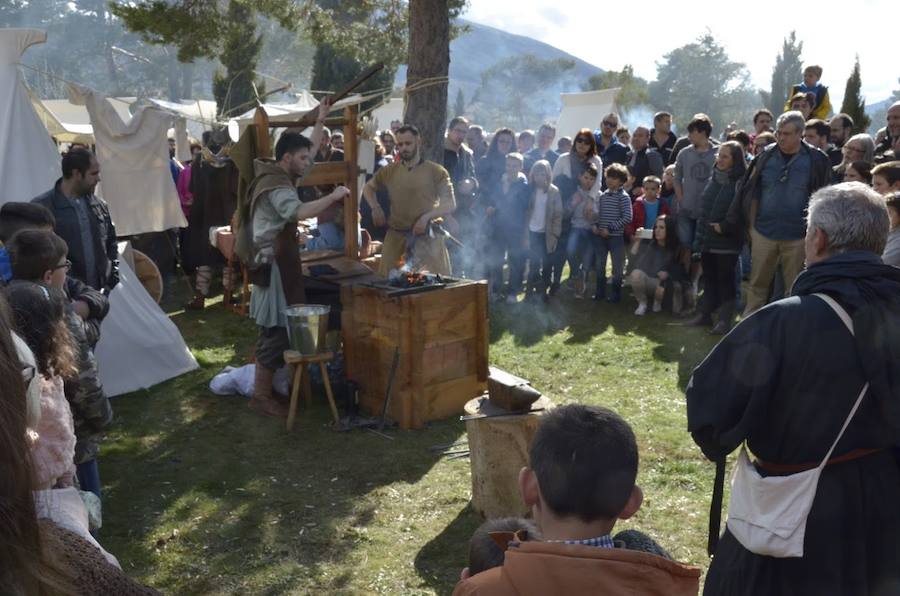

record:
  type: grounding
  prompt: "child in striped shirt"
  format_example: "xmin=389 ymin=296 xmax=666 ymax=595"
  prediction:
xmin=587 ymin=163 xmax=633 ymax=303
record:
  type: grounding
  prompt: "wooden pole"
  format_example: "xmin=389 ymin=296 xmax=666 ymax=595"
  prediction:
xmin=253 ymin=106 xmax=272 ymax=158
xmin=344 ymin=105 xmax=360 ymax=259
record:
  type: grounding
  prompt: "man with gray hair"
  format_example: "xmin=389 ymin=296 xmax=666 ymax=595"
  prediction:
xmin=728 ymin=110 xmax=832 ymax=315
xmin=688 ymin=181 xmax=900 ymax=594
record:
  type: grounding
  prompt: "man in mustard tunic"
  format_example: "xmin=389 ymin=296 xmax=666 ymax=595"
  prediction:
xmin=362 ymin=124 xmax=456 ymax=275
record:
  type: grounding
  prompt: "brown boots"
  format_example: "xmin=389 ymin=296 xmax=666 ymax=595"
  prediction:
xmin=249 ymin=365 xmax=288 ymax=418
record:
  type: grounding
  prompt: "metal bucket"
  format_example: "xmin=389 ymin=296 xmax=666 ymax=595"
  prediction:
xmin=284 ymin=304 xmax=331 ymax=355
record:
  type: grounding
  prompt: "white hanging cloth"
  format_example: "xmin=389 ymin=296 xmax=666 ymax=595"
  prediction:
xmin=66 ymin=83 xmax=188 ymax=236
xmin=0 ymin=29 xmax=61 ymax=205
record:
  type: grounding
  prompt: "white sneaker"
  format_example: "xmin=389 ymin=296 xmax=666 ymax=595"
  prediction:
xmin=652 ymin=300 xmax=662 ymax=313
xmin=634 ymin=303 xmax=648 ymax=316
xmin=505 ymin=295 xmax=517 ymax=305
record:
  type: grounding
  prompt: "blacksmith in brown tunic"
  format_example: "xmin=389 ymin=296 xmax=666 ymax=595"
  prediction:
xmin=362 ymin=124 xmax=456 ymax=275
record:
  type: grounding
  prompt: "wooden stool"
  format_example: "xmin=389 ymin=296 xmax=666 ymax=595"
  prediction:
xmin=283 ymin=350 xmax=340 ymax=431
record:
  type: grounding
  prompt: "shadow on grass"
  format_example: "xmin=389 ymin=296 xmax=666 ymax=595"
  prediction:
xmin=414 ymin=504 xmax=483 ymax=596
xmin=103 ymin=371 xmax=460 ymax=593
xmin=102 ymin=280 xmax=466 ymax=593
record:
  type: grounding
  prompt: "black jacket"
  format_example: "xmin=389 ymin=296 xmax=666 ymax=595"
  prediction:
xmin=33 ymin=181 xmax=119 ymax=293
xmin=725 ymin=141 xmax=832 ymax=238
xmin=649 ymin=129 xmax=678 ymax=165
xmin=443 ymin=144 xmax=476 ymax=187
xmin=693 ymin=172 xmax=742 ymax=254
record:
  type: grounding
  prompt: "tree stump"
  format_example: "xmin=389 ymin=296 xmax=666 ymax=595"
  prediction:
xmin=464 ymin=395 xmax=554 ymax=519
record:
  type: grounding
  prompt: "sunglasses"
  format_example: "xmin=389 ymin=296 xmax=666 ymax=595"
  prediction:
xmin=575 ymin=137 xmax=591 ymax=144
xmin=602 ymin=120 xmax=618 ymax=128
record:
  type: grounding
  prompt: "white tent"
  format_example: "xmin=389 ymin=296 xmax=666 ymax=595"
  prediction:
xmin=66 ymin=83 xmax=187 ymax=236
xmin=31 ymin=95 xmax=135 ymax=145
xmin=554 ymin=88 xmax=620 ymax=139
xmin=371 ymin=97 xmax=404 ymax=131
xmin=0 ymin=29 xmax=62 ymax=204
xmin=94 ymin=242 xmax=198 ymax=397
xmin=227 ymin=91 xmax=373 ymax=141
xmin=147 ymin=97 xmax=218 ymax=145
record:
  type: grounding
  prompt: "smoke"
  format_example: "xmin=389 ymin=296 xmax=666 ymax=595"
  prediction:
xmin=619 ymin=104 xmax=659 ymax=131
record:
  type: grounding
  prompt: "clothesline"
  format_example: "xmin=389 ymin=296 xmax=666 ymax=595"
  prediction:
xmin=19 ymin=60 xmax=450 ymax=135
xmin=17 ymin=61 xmax=221 ymax=129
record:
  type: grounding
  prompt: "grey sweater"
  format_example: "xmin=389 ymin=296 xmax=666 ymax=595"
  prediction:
xmin=674 ymin=144 xmax=716 ymax=218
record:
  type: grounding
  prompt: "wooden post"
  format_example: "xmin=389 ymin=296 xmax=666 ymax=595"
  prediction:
xmin=254 ymin=107 xmax=271 ymax=158
xmin=464 ymin=395 xmax=554 ymax=519
xmin=343 ymin=105 xmax=360 ymax=260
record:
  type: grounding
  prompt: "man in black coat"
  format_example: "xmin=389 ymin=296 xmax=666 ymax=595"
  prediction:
xmin=32 ymin=148 xmax=118 ymax=294
xmin=687 ymin=181 xmax=900 ymax=595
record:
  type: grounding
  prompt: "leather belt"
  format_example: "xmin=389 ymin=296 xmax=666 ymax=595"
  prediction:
xmin=755 ymin=447 xmax=884 ymax=474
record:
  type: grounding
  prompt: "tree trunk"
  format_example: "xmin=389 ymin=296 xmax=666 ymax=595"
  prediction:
xmin=405 ymin=0 xmax=450 ymax=163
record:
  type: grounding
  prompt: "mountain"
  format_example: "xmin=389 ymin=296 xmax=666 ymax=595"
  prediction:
xmin=395 ymin=18 xmax=604 ymax=123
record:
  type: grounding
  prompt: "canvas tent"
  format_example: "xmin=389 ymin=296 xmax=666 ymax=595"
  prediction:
xmin=94 ymin=242 xmax=198 ymax=396
xmin=147 ymin=98 xmax=218 ymax=135
xmin=0 ymin=29 xmax=197 ymax=396
xmin=31 ymin=95 xmax=135 ymax=145
xmin=554 ymin=88 xmax=620 ymax=139
xmin=0 ymin=29 xmax=62 ymax=205
xmin=227 ymin=91 xmax=378 ymax=141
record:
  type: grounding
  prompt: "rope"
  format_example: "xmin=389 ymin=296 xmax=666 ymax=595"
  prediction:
xmin=17 ymin=61 xmax=222 ymax=128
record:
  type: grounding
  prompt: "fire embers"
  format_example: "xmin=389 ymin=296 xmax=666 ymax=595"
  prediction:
xmin=387 ymin=266 xmax=446 ymax=289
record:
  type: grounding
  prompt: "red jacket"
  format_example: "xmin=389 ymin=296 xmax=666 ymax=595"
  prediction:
xmin=626 ymin=198 xmax=670 ymax=237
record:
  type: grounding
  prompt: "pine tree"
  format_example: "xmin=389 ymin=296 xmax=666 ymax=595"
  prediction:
xmin=212 ymin=0 xmax=264 ymax=118
xmin=453 ymin=88 xmax=466 ymax=117
xmin=840 ymin=56 xmax=871 ymax=134
xmin=764 ymin=31 xmax=803 ymax=114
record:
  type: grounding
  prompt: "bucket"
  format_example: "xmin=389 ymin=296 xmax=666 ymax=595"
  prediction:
xmin=284 ymin=304 xmax=331 ymax=355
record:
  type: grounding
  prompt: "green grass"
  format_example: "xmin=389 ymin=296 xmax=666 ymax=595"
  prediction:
xmin=100 ymin=281 xmax=720 ymax=594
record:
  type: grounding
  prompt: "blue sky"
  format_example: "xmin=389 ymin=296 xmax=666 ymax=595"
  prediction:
xmin=463 ymin=0 xmax=898 ymax=106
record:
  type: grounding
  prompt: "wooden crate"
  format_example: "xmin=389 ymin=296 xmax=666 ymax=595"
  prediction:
xmin=341 ymin=280 xmax=489 ymax=429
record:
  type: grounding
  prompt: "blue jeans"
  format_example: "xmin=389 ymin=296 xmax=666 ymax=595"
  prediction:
xmin=488 ymin=228 xmax=526 ymax=295
xmin=676 ymin=215 xmax=697 ymax=248
xmin=305 ymin=221 xmax=346 ymax=251
xmin=590 ymin=234 xmax=625 ymax=282
xmin=76 ymin=459 xmax=101 ymax=500
xmin=567 ymin=227 xmax=593 ymax=277
xmin=527 ymin=231 xmax=552 ymax=293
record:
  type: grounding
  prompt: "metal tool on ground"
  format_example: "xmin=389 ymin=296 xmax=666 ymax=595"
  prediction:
xmin=379 ymin=347 xmax=401 ymax=431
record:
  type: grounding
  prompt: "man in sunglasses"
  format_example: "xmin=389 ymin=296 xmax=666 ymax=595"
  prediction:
xmin=726 ymin=111 xmax=832 ymax=316
xmin=593 ymin=113 xmax=630 ymax=175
